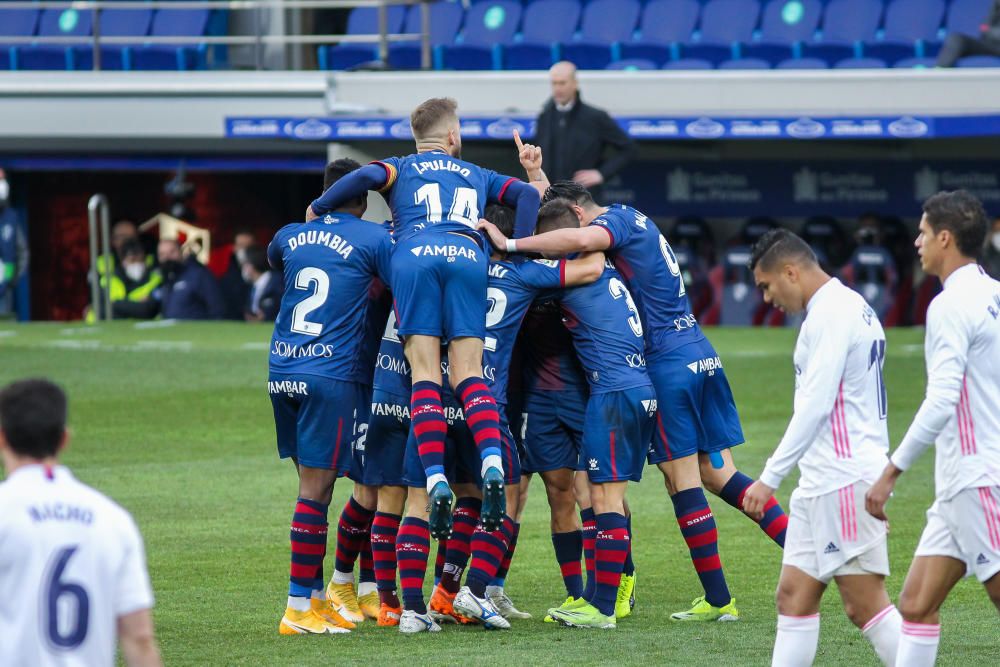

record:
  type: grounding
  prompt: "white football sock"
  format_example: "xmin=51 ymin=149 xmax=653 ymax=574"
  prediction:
xmin=288 ymin=595 xmax=311 ymax=612
xmin=358 ymin=581 xmax=377 ymax=596
xmin=481 ymin=455 xmax=503 ymax=479
xmin=332 ymin=570 xmax=354 ymax=585
xmin=486 ymin=585 xmax=504 ymax=597
xmin=772 ymin=613 xmax=820 ymax=667
xmin=862 ymin=605 xmax=902 ymax=666
xmin=896 ymin=620 xmax=940 ymax=667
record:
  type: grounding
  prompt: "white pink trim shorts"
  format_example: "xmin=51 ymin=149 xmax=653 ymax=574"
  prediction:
xmin=784 ymin=482 xmax=890 ymax=584
xmin=915 ymin=485 xmax=1000 ymax=583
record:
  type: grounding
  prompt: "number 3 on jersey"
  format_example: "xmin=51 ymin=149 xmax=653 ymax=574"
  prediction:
xmin=609 ymin=277 xmax=643 ymax=337
xmin=415 ymin=183 xmax=479 ymax=228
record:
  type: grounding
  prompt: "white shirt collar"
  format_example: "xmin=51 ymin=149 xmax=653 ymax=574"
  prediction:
xmin=555 ymin=100 xmax=576 ymax=113
xmin=806 ymin=277 xmax=840 ymax=313
xmin=943 ymin=262 xmax=981 ymax=289
xmin=8 ymin=463 xmax=70 ymax=483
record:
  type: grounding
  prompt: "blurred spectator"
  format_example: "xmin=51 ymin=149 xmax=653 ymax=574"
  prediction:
xmin=156 ymin=239 xmax=224 ymax=320
xmin=533 ymin=61 xmax=636 ymax=204
xmin=241 ymin=246 xmax=281 ymax=322
xmin=218 ymin=228 xmax=256 ymax=320
xmin=936 ymin=0 xmax=1000 ymax=67
xmin=0 ymin=168 xmax=28 ymax=317
xmin=88 ymin=240 xmax=161 ymax=321
xmin=984 ymin=216 xmax=1000 ymax=280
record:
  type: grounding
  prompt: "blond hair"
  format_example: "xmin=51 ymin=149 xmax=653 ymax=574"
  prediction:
xmin=410 ymin=97 xmax=459 ymax=141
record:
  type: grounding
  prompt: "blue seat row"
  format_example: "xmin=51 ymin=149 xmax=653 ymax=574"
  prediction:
xmin=0 ymin=5 xmax=223 ymax=70
xmin=608 ymin=55 xmax=1000 ymax=69
xmin=317 ymin=0 xmax=993 ymax=71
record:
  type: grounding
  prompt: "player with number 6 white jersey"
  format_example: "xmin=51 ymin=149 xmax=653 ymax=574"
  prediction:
xmin=745 ymin=230 xmax=901 ymax=667
xmin=0 ymin=379 xmax=160 ymax=667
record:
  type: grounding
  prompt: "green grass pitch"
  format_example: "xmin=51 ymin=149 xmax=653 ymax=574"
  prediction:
xmin=0 ymin=322 xmax=996 ymax=666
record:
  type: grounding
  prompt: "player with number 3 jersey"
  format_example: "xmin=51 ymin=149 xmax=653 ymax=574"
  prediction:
xmin=481 ymin=177 xmax=789 ymax=622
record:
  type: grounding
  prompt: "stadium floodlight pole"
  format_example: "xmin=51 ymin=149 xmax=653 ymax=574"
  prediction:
xmin=420 ymin=0 xmax=430 ymax=70
xmin=377 ymin=0 xmax=388 ymax=64
xmin=91 ymin=4 xmax=102 ymax=71
xmin=87 ymin=194 xmax=113 ymax=322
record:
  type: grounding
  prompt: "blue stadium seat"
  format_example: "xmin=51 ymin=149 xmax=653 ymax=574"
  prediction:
xmin=561 ymin=0 xmax=641 ymax=70
xmin=0 ymin=6 xmax=39 ymax=70
xmin=620 ymin=0 xmax=700 ymax=66
xmin=387 ymin=1 xmax=464 ymax=70
xmin=317 ymin=5 xmax=407 ymax=70
xmin=71 ymin=8 xmax=154 ymax=70
xmin=683 ymin=0 xmax=761 ymax=65
xmin=440 ymin=1 xmax=522 ymax=70
xmin=131 ymin=9 xmax=213 ymax=71
xmin=503 ymin=0 xmax=580 ymax=70
xmin=718 ymin=57 xmax=771 ymax=68
xmin=893 ymin=56 xmax=937 ymax=68
xmin=775 ymin=56 xmax=829 ymax=68
xmin=742 ymin=0 xmax=822 ymax=64
xmin=843 ymin=245 xmax=898 ymax=320
xmin=719 ymin=246 xmax=761 ymax=325
xmin=956 ymin=54 xmax=1000 ymax=66
xmin=17 ymin=8 xmax=92 ymax=70
xmin=606 ymin=58 xmax=656 ymax=70
xmin=945 ymin=0 xmax=993 ymax=36
xmin=663 ymin=57 xmax=714 ymax=69
xmin=833 ymin=56 xmax=887 ymax=68
xmin=800 ymin=0 xmax=882 ymax=64
xmin=863 ymin=0 xmax=945 ymax=63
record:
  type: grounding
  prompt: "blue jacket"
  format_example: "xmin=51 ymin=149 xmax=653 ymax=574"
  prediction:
xmin=158 ymin=256 xmax=224 ymax=320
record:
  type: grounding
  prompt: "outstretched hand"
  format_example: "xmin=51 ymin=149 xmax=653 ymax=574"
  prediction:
xmin=742 ymin=480 xmax=775 ymax=521
xmin=477 ymin=219 xmax=509 ymax=252
xmin=514 ymin=129 xmax=543 ymax=174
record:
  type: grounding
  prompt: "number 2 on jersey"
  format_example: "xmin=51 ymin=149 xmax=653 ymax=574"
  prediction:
xmin=414 ymin=183 xmax=479 ymax=228
xmin=290 ymin=267 xmax=330 ymax=336
xmin=45 ymin=546 xmax=90 ymax=650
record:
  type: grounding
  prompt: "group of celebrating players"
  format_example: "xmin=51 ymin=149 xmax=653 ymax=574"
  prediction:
xmin=265 ymin=97 xmax=1000 ymax=665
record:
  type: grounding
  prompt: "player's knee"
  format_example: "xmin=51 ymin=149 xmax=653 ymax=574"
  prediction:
xmin=841 ymin=599 xmax=866 ymax=628
xmin=353 ymin=483 xmax=377 ymax=510
xmin=897 ymin=589 xmax=935 ymax=622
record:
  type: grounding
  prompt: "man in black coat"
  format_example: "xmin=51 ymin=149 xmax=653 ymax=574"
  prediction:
xmin=533 ymin=61 xmax=636 ymax=204
xmin=936 ymin=0 xmax=1000 ymax=66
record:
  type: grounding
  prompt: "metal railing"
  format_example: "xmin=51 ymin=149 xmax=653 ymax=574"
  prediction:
xmin=87 ymin=194 xmax=112 ymax=322
xmin=0 ymin=0 xmax=432 ymax=71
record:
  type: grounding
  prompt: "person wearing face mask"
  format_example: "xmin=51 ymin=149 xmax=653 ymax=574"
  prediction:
xmin=219 ymin=228 xmax=256 ymax=320
xmin=155 ymin=238 xmax=224 ymax=320
xmin=983 ymin=216 xmax=1000 ymax=281
xmin=86 ymin=241 xmax=161 ymax=322
xmin=241 ymin=245 xmax=281 ymax=322
xmin=0 ymin=168 xmax=29 ymax=318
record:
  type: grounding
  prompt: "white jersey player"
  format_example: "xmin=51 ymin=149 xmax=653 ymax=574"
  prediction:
xmin=0 ymin=379 xmax=161 ymax=667
xmin=867 ymin=190 xmax=1000 ymax=667
xmin=744 ymin=230 xmax=901 ymax=667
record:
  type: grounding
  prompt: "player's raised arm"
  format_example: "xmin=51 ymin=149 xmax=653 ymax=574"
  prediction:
xmin=306 ymin=162 xmax=391 ymax=221
xmin=561 ymin=251 xmax=606 ymax=286
xmin=514 ymin=129 xmax=549 ymax=195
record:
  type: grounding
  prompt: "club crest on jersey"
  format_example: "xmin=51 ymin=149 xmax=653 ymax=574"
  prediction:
xmin=686 ymin=356 xmax=723 ymax=376
xmin=410 ymin=244 xmax=478 ymax=262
